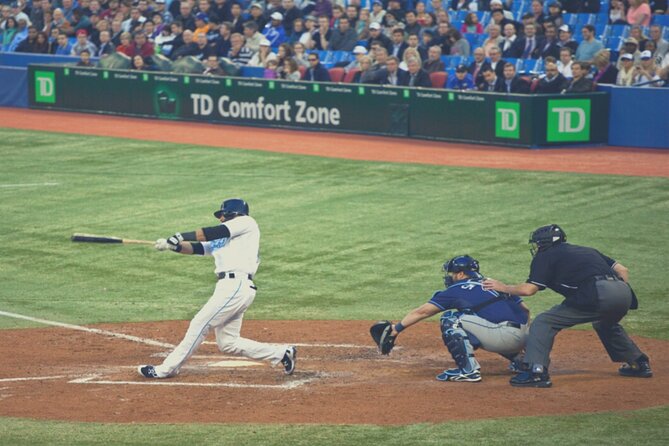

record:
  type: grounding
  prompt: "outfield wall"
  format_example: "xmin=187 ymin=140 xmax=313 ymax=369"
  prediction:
xmin=27 ymin=64 xmax=610 ymax=149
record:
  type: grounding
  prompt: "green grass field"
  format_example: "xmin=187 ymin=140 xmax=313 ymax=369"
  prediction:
xmin=1 ymin=128 xmax=667 ymax=444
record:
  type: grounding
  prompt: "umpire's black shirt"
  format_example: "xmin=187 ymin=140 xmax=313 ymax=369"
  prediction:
xmin=527 ymin=243 xmax=617 ymax=309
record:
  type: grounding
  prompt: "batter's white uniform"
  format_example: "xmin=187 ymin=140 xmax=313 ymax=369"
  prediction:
xmin=153 ymin=215 xmax=289 ymax=378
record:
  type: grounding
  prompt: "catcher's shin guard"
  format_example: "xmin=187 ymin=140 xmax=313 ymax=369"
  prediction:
xmin=441 ymin=313 xmax=480 ymax=373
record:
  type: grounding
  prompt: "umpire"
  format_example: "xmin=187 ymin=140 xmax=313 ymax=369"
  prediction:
xmin=483 ymin=224 xmax=652 ymax=388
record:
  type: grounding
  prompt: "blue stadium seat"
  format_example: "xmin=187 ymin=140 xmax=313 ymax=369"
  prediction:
xmin=652 ymin=15 xmax=669 ymax=26
xmin=443 ymin=55 xmax=463 ymax=69
xmin=476 ymin=11 xmax=490 ymax=27
xmin=456 ymin=10 xmax=469 ymax=21
xmin=505 ymin=57 xmax=519 ymax=70
xmin=663 ymin=26 xmax=669 ymax=40
xmin=607 ymin=25 xmax=629 ymax=37
xmin=528 ymin=58 xmax=544 ymax=74
xmin=563 ymin=13 xmax=577 ymax=26
xmin=515 ymin=59 xmax=529 ymax=73
xmin=511 ymin=0 xmax=526 ymax=13
xmin=605 ymin=36 xmax=623 ymax=50
xmin=595 ymin=23 xmax=607 ymax=39
xmin=452 ymin=20 xmax=463 ymax=31
xmin=464 ymin=33 xmax=479 ymax=49
xmin=599 ymin=1 xmax=610 ymax=13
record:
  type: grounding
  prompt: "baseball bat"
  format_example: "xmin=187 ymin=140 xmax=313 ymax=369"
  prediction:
xmin=71 ymin=233 xmax=154 ymax=245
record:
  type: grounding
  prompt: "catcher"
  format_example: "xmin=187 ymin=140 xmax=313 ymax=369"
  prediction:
xmin=371 ymin=255 xmax=530 ymax=382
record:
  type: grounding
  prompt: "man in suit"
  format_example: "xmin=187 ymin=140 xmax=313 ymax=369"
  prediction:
xmin=380 ymin=56 xmax=409 ymax=86
xmin=565 ymin=61 xmax=594 ymax=93
xmin=502 ymin=23 xmax=524 ymax=59
xmin=500 ymin=63 xmax=531 ymax=93
xmin=478 ymin=66 xmax=504 ymax=92
xmin=539 ymin=25 xmax=560 ymax=60
xmin=405 ymin=56 xmax=433 ymax=87
xmin=302 ymin=52 xmax=332 ymax=81
xmin=423 ymin=45 xmax=446 ymax=74
xmin=489 ymin=46 xmax=507 ymax=78
xmin=521 ymin=23 xmax=545 ymax=59
xmin=389 ymin=27 xmax=408 ymax=59
xmin=535 ymin=61 xmax=569 ymax=93
xmin=469 ymin=47 xmax=491 ymax=85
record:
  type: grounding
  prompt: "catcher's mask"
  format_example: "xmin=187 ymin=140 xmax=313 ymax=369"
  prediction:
xmin=529 ymin=224 xmax=566 ymax=256
xmin=214 ymin=198 xmax=249 ymax=220
xmin=443 ymin=255 xmax=482 ymax=287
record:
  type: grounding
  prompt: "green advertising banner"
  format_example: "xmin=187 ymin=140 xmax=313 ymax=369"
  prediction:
xmin=28 ymin=65 xmax=609 ymax=148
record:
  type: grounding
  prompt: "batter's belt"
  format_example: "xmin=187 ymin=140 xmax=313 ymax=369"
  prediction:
xmin=217 ymin=272 xmax=253 ymax=280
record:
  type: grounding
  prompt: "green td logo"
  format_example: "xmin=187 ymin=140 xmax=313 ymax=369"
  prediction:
xmin=35 ymin=71 xmax=56 ymax=104
xmin=495 ymin=101 xmax=520 ymax=139
xmin=547 ymin=99 xmax=590 ymax=142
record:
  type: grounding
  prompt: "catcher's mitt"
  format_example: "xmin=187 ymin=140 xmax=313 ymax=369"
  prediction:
xmin=370 ymin=320 xmax=397 ymax=355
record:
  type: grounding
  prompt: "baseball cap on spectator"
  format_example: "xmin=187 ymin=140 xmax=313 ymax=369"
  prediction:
xmin=259 ymin=38 xmax=271 ymax=46
xmin=369 ymin=22 xmax=381 ymax=30
xmin=250 ymin=2 xmax=263 ymax=9
xmin=195 ymin=12 xmax=208 ymax=22
xmin=155 ymin=0 xmax=165 ymax=3
xmin=490 ymin=0 xmax=503 ymax=8
xmin=305 ymin=15 xmax=316 ymax=22
xmin=353 ymin=45 xmax=367 ymax=54
xmin=620 ymin=53 xmax=634 ymax=61
xmin=270 ymin=12 xmax=283 ymax=21
xmin=373 ymin=0 xmax=383 ymax=5
xmin=455 ymin=64 xmax=468 ymax=73
xmin=640 ymin=50 xmax=652 ymax=59
xmin=76 ymin=29 xmax=88 ymax=37
xmin=559 ymin=24 xmax=570 ymax=33
xmin=624 ymin=37 xmax=638 ymax=45
xmin=549 ymin=1 xmax=562 ymax=8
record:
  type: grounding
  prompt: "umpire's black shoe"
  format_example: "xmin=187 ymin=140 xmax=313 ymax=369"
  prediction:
xmin=619 ymin=357 xmax=653 ymax=378
xmin=510 ymin=371 xmax=552 ymax=388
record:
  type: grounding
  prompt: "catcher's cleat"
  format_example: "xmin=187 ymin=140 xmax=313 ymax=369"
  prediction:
xmin=510 ymin=371 xmax=552 ymax=388
xmin=436 ymin=368 xmax=481 ymax=382
xmin=281 ymin=346 xmax=297 ymax=375
xmin=137 ymin=365 xmax=160 ymax=379
xmin=619 ymin=358 xmax=653 ymax=378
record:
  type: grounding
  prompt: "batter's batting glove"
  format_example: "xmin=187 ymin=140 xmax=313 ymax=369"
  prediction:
xmin=155 ymin=238 xmax=170 ymax=251
xmin=166 ymin=233 xmax=183 ymax=252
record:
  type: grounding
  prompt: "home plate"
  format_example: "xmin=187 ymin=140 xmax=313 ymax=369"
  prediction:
xmin=208 ymin=360 xmax=263 ymax=368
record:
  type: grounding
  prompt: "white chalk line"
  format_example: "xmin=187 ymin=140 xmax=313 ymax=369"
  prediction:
xmin=202 ymin=341 xmax=375 ymax=349
xmin=69 ymin=374 xmax=316 ymax=389
xmin=0 ymin=375 xmax=67 ymax=383
xmin=0 ymin=182 xmax=59 ymax=188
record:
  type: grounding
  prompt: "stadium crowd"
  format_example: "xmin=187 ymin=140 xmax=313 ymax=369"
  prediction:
xmin=1 ymin=0 xmax=668 ymax=89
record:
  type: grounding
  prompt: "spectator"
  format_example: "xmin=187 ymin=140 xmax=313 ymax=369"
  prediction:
xmin=353 ymin=55 xmax=373 ymax=83
xmin=15 ymin=25 xmax=38 ymax=53
xmin=448 ymin=28 xmax=470 ymax=57
xmin=52 ymin=32 xmax=72 ymax=55
xmin=175 ymin=2 xmax=196 ymax=31
xmin=329 ymin=15 xmax=357 ymax=51
xmin=468 ymin=47 xmax=491 ymax=85
xmin=34 ymin=31 xmax=50 ymax=53
xmin=557 ymin=46 xmax=574 ymax=78
xmin=288 ymin=18 xmax=308 ymax=45
xmin=626 ymin=0 xmax=651 ymax=27
xmin=366 ymin=21 xmax=392 ymax=53
xmin=293 ymin=41 xmax=310 ymax=68
xmin=379 ymin=55 xmax=408 ymax=85
xmin=371 ymin=45 xmax=389 ymax=70
xmin=370 ymin=1 xmax=386 ymax=26
xmin=400 ymin=47 xmax=422 ymax=70
xmin=404 ymin=10 xmax=422 ymax=36
xmin=616 ymin=53 xmax=637 ymax=85
xmin=557 ymin=24 xmax=578 ymax=54
xmin=248 ymin=3 xmax=267 ymax=30
xmin=592 ymin=49 xmax=618 ymax=84
xmin=521 ymin=23 xmax=544 ymax=59
xmin=280 ymin=0 xmax=302 ymax=33
xmin=501 ymin=23 xmax=524 ymax=59
xmin=110 ymin=19 xmax=124 ymax=46
xmin=482 ymin=23 xmax=503 ymax=57
xmin=447 ymin=64 xmax=475 ymax=90
xmin=243 ymin=21 xmax=263 ymax=53
xmin=131 ymin=31 xmax=154 ymax=58
xmin=478 ymin=66 xmax=503 ymax=92
xmin=193 ymin=13 xmax=213 ymax=41
xmin=386 ymin=0 xmax=406 ymax=23
xmin=649 ymin=25 xmax=669 ymax=59
xmin=389 ymin=27 xmax=408 ymax=58
xmin=249 ymin=38 xmax=278 ymax=67
xmin=211 ymin=0 xmax=232 ymax=24
xmin=302 ymin=51 xmax=331 ymax=81
xmin=276 ymin=42 xmax=294 ymax=72
xmin=96 ymin=29 xmax=115 ymax=57
xmin=405 ymin=56 xmax=432 ymax=87
xmin=344 ymin=44 xmax=368 ymax=73
xmin=617 ymin=37 xmax=642 ymax=67
xmin=406 ymin=33 xmax=427 ymax=61
xmin=197 ymin=0 xmax=220 ymax=24
xmin=629 ymin=26 xmax=649 ymax=52
xmin=213 ymin=22 xmax=232 ymax=57
xmin=356 ymin=8 xmax=371 ymax=40
xmin=76 ymin=48 xmax=95 ymax=66
xmin=229 ymin=3 xmax=244 ymax=34
xmin=609 ymin=0 xmax=627 ymax=25
xmin=529 ymin=0 xmax=548 ymax=29
xmin=123 ymin=7 xmax=147 ymax=34
xmin=575 ymin=24 xmax=604 ymax=62
xmin=7 ymin=17 xmax=29 ymax=52
xmin=193 ymin=32 xmax=214 ymax=60
xmin=565 ymin=61 xmax=593 ymax=92
xmin=461 ymin=12 xmax=484 ymax=35
xmin=500 ymin=63 xmax=530 ymax=93
xmin=61 ymin=0 xmax=76 ymax=22
xmin=539 ymin=24 xmax=560 ymax=59
xmin=423 ymin=45 xmax=446 ymax=73
xmin=155 ymin=21 xmax=181 ymax=57
xmin=263 ymin=11 xmax=288 ymax=47
xmin=115 ymin=31 xmax=133 ymax=57
xmin=131 ymin=54 xmax=153 ymax=70
xmin=434 ymin=21 xmax=451 ymax=55
xmin=227 ymin=32 xmax=253 ymax=66
xmin=312 ymin=14 xmax=332 ymax=50
xmin=489 ymin=45 xmax=507 ymax=77
xmin=282 ymin=57 xmax=301 ymax=81
xmin=633 ymin=50 xmax=658 ymax=86
xmin=71 ymin=29 xmax=98 ymax=55
xmin=30 ymin=0 xmax=51 ymax=32
xmin=545 ymin=1 xmax=564 ymax=29
xmin=535 ymin=60 xmax=569 ymax=93
xmin=331 ymin=4 xmax=345 ymax=29
xmin=262 ymin=59 xmax=278 ymax=78
xmin=490 ymin=0 xmax=515 ymax=20
xmin=171 ymin=29 xmax=199 ymax=59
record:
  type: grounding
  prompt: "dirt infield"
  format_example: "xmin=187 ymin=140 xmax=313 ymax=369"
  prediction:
xmin=0 ymin=320 xmax=667 ymax=425
xmin=1 ymin=108 xmax=668 ymax=177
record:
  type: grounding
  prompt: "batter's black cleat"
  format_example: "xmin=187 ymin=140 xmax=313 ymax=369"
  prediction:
xmin=619 ymin=357 xmax=653 ymax=378
xmin=137 ymin=365 xmax=159 ymax=379
xmin=281 ymin=346 xmax=297 ymax=375
xmin=510 ymin=371 xmax=552 ymax=388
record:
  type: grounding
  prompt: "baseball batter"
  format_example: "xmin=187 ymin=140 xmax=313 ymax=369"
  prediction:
xmin=138 ymin=198 xmax=296 ymax=379
xmin=375 ymin=255 xmax=530 ymax=382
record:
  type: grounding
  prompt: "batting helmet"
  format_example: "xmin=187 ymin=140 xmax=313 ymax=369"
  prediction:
xmin=443 ymin=255 xmax=482 ymax=286
xmin=529 ymin=224 xmax=566 ymax=256
xmin=214 ymin=198 xmax=249 ymax=220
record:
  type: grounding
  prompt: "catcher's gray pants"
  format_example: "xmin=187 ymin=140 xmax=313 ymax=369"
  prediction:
xmin=459 ymin=314 xmax=529 ymax=356
xmin=524 ymin=279 xmax=644 ymax=369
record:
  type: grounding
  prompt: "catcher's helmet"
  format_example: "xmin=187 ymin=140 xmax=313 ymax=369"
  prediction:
xmin=529 ymin=224 xmax=566 ymax=256
xmin=214 ymin=198 xmax=249 ymax=220
xmin=443 ymin=255 xmax=482 ymax=286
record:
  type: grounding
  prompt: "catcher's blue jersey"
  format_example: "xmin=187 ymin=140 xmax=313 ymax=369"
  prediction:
xmin=429 ymin=280 xmax=528 ymax=324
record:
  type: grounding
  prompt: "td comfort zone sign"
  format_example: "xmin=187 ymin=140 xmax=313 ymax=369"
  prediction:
xmin=547 ymin=99 xmax=591 ymax=142
xmin=34 ymin=71 xmax=56 ymax=104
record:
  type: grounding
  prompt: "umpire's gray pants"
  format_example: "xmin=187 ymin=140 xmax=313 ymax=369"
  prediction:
xmin=524 ymin=280 xmax=643 ymax=369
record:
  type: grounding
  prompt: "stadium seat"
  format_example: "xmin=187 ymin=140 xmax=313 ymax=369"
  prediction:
xmin=605 ymin=36 xmax=623 ymax=50
xmin=563 ymin=13 xmax=577 ymax=25
xmin=456 ymin=10 xmax=468 ymax=21
xmin=595 ymin=23 xmax=607 ymax=39
xmin=528 ymin=58 xmax=544 ymax=74
xmin=443 ymin=55 xmax=462 ymax=69
xmin=608 ymin=25 xmax=630 ymax=37
xmin=652 ymin=15 xmax=669 ymax=26
xmin=328 ymin=67 xmax=345 ymax=82
xmin=429 ymin=71 xmax=447 ymax=88
xmin=464 ymin=33 xmax=479 ymax=49
xmin=344 ymin=68 xmax=359 ymax=83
